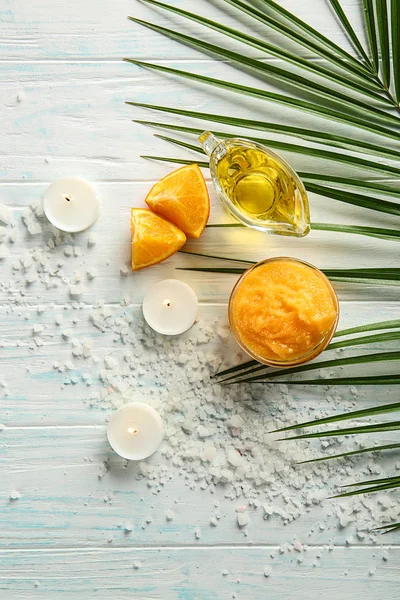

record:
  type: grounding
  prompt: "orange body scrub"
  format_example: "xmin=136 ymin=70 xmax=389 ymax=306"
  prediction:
xmin=229 ymin=258 xmax=339 ymax=366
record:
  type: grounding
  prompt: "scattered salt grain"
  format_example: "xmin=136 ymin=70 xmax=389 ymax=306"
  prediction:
xmin=9 ymin=491 xmax=21 ymax=501
xmin=27 ymin=221 xmax=42 ymax=235
xmin=120 ymin=265 xmax=129 ymax=276
xmin=69 ymin=284 xmax=83 ymax=298
xmin=166 ymin=509 xmax=175 ymax=521
xmin=237 ymin=512 xmax=249 ymax=528
xmin=194 ymin=527 xmax=202 ymax=539
xmin=263 ymin=566 xmax=272 ymax=578
xmin=87 ymin=268 xmax=97 ymax=280
xmin=64 ymin=245 xmax=73 ymax=257
xmin=293 ymin=540 xmax=303 ymax=552
xmin=88 ymin=234 xmax=97 ymax=247
xmin=133 ymin=561 xmax=141 ymax=570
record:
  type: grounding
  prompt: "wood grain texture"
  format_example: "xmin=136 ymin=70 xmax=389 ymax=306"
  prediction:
xmin=1 ymin=0 xmax=399 ymax=597
xmin=1 ymin=547 xmax=399 ymax=599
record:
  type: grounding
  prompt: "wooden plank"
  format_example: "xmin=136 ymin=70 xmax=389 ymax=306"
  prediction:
xmin=0 ymin=180 xmax=399 ymax=305
xmin=1 ymin=302 xmax=400 ymax=426
xmin=1 ymin=60 xmax=395 ymax=182
xmin=0 ymin=547 xmax=399 ymax=599
xmin=0 ymin=0 xmax=359 ymax=60
xmin=0 ymin=422 xmax=398 ymax=549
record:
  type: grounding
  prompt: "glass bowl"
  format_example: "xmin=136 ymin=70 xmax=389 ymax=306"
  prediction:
xmin=228 ymin=257 xmax=339 ymax=368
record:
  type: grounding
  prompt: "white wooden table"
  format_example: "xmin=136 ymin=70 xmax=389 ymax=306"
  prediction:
xmin=1 ymin=1 xmax=399 ymax=597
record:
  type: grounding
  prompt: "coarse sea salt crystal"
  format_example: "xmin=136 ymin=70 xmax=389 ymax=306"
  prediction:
xmin=194 ymin=527 xmax=201 ymax=539
xmin=0 ymin=203 xmax=10 ymax=226
xmin=237 ymin=512 xmax=249 ymax=528
xmin=166 ymin=509 xmax=175 ymax=521
xmin=202 ymin=445 xmax=216 ymax=462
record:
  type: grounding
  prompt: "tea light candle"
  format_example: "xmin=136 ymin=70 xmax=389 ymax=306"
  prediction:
xmin=107 ymin=402 xmax=164 ymax=461
xmin=43 ymin=176 xmax=100 ymax=232
xmin=142 ymin=279 xmax=198 ymax=335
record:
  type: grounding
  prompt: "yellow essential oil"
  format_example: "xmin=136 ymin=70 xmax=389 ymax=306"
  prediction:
xmin=199 ymin=132 xmax=310 ymax=237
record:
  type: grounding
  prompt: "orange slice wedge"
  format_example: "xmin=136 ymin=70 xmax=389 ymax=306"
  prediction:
xmin=131 ymin=208 xmax=186 ymax=271
xmin=145 ymin=164 xmax=210 ymax=238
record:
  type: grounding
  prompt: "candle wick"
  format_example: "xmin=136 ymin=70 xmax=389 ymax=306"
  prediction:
xmin=163 ymin=298 xmax=172 ymax=307
xmin=63 ymin=194 xmax=72 ymax=202
xmin=127 ymin=427 xmax=138 ymax=435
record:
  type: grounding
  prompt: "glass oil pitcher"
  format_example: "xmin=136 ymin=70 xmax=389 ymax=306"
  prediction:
xmin=198 ymin=131 xmax=310 ymax=237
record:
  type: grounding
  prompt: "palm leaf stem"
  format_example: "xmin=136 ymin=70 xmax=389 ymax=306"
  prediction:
xmin=222 ymin=0 xmax=377 ymax=81
xmin=328 ymin=0 xmax=372 ymax=66
xmin=299 ymin=443 xmax=400 ymax=464
xmin=131 ymin=112 xmax=400 ymax=162
xmin=128 ymin=20 xmax=400 ymax=129
xmin=135 ymin=1 xmax=387 ymax=104
xmin=124 ymin=60 xmax=400 ymax=141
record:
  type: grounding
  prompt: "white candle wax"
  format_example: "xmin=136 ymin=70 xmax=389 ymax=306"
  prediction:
xmin=107 ymin=402 xmax=164 ymax=461
xmin=43 ymin=176 xmax=100 ymax=232
xmin=142 ymin=279 xmax=198 ymax=335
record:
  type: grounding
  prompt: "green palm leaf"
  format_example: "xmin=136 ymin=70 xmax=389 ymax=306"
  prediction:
xmin=136 ymin=0 xmax=386 ymax=103
xmin=128 ymin=18 xmax=400 ymax=129
xmin=151 ymin=129 xmax=400 ymax=183
xmin=215 ymin=318 xmax=400 ymax=380
xmin=311 ymin=223 xmax=400 ymax=241
xmin=269 ymin=374 xmax=400 ymax=386
xmin=391 ymin=0 xmax=400 ymax=103
xmin=331 ymin=480 xmax=400 ymax=498
xmin=298 ymin=173 xmax=400 ymax=198
xmin=138 ymin=148 xmax=400 ymax=200
xmin=125 ymin=60 xmax=400 ymax=141
xmin=334 ymin=318 xmax=400 ymax=338
xmin=344 ymin=475 xmax=400 ymax=487
xmin=376 ymin=521 xmax=400 ymax=532
xmin=130 ymin=105 xmax=400 ymax=161
xmin=376 ymin=0 xmax=391 ymax=88
xmin=328 ymin=0 xmax=372 ymax=66
xmin=224 ymin=0 xmax=376 ymax=80
xmin=362 ymin=0 xmax=379 ymax=70
xmin=207 ymin=221 xmax=400 ymax=242
xmin=274 ymin=401 xmax=400 ymax=433
xmin=281 ymin=420 xmax=400 ymax=440
xmin=224 ymin=351 xmax=400 ymax=385
xmin=299 ymin=443 xmax=400 ymax=464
